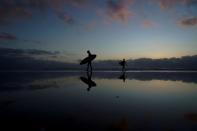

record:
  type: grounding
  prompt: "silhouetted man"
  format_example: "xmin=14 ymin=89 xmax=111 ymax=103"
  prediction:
xmin=80 ymin=50 xmax=96 ymax=72
xmin=87 ymin=50 xmax=92 ymax=71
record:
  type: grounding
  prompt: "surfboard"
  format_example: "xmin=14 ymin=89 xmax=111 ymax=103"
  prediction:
xmin=80 ymin=54 xmax=96 ymax=65
xmin=119 ymin=61 xmax=124 ymax=66
xmin=80 ymin=77 xmax=96 ymax=87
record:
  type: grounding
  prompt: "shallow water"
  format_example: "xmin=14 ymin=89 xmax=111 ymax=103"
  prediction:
xmin=0 ymin=71 xmax=197 ymax=131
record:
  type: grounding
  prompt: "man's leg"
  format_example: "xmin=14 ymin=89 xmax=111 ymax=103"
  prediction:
xmin=90 ymin=62 xmax=92 ymax=72
xmin=87 ymin=63 xmax=89 ymax=71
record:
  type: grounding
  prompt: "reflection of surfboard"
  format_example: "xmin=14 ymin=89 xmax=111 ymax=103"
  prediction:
xmin=80 ymin=55 xmax=96 ymax=65
xmin=80 ymin=77 xmax=96 ymax=87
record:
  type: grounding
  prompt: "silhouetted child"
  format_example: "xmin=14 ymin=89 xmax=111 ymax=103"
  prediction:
xmin=120 ymin=59 xmax=126 ymax=72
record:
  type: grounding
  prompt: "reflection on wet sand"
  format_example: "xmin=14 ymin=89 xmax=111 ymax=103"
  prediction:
xmin=93 ymin=71 xmax=197 ymax=84
xmin=1 ymin=71 xmax=197 ymax=92
xmin=0 ymin=71 xmax=197 ymax=130
xmin=0 ymin=100 xmax=15 ymax=110
xmin=184 ymin=113 xmax=197 ymax=122
xmin=109 ymin=117 xmax=128 ymax=131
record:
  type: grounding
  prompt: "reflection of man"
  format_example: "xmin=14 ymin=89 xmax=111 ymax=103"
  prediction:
xmin=80 ymin=71 xmax=96 ymax=92
xmin=87 ymin=50 xmax=92 ymax=72
xmin=87 ymin=71 xmax=92 ymax=91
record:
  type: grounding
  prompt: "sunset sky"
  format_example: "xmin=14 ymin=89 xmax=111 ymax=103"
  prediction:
xmin=0 ymin=0 xmax=197 ymax=62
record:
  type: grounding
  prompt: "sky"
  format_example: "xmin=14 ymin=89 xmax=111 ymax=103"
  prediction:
xmin=0 ymin=0 xmax=197 ymax=63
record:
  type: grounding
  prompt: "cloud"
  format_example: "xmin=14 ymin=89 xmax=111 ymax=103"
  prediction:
xmin=154 ymin=0 xmax=197 ymax=27
xmin=1 ymin=0 xmax=197 ymax=28
xmin=67 ymin=0 xmax=88 ymax=7
xmin=0 ymin=32 xmax=17 ymax=40
xmin=143 ymin=20 xmax=157 ymax=28
xmin=178 ymin=16 xmax=197 ymax=27
xmin=106 ymin=0 xmax=134 ymax=23
xmin=85 ymin=20 xmax=97 ymax=31
xmin=0 ymin=47 xmax=80 ymax=71
xmin=57 ymin=12 xmax=75 ymax=24
xmin=0 ymin=47 xmax=80 ymax=63
xmin=24 ymin=49 xmax=60 ymax=56
xmin=156 ymin=0 xmax=180 ymax=10
xmin=0 ymin=0 xmax=32 ymax=25
xmin=23 ymin=39 xmax=42 ymax=44
xmin=0 ymin=0 xmax=88 ymax=25
xmin=183 ymin=0 xmax=197 ymax=7
xmin=156 ymin=0 xmax=197 ymax=10
xmin=0 ymin=32 xmax=43 ymax=44
xmin=0 ymin=47 xmax=60 ymax=58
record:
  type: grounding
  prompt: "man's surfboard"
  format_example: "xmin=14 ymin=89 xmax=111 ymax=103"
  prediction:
xmin=80 ymin=77 xmax=96 ymax=87
xmin=80 ymin=55 xmax=96 ymax=65
xmin=119 ymin=61 xmax=124 ymax=66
